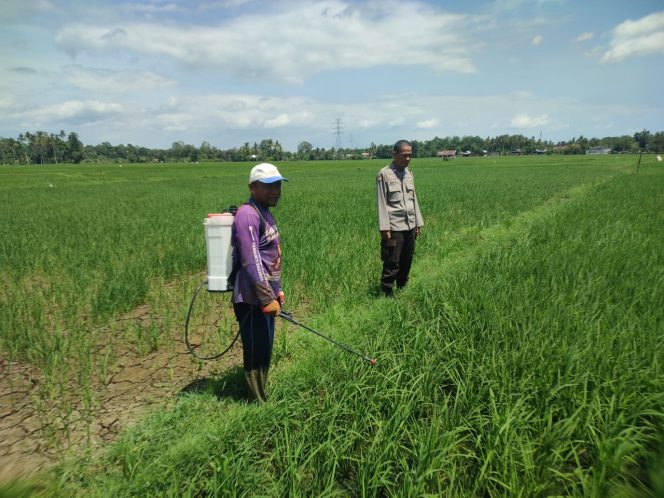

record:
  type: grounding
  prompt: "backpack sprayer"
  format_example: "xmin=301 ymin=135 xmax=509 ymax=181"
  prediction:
xmin=184 ymin=205 xmax=377 ymax=366
xmin=183 ymin=206 xmax=238 ymax=360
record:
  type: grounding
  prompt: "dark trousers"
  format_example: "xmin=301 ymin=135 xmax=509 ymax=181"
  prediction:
xmin=380 ymin=229 xmax=416 ymax=292
xmin=233 ymin=302 xmax=275 ymax=370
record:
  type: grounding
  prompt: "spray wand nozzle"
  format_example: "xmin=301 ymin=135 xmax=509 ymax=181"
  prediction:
xmin=279 ymin=310 xmax=377 ymax=366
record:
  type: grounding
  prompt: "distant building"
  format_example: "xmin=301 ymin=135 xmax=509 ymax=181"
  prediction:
xmin=361 ymin=151 xmax=371 ymax=159
xmin=437 ymin=149 xmax=457 ymax=160
xmin=586 ymin=146 xmax=611 ymax=155
xmin=461 ymin=150 xmax=472 ymax=157
xmin=533 ymin=149 xmax=547 ymax=155
xmin=511 ymin=149 xmax=522 ymax=155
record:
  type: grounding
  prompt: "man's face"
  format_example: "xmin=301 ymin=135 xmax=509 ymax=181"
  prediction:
xmin=250 ymin=181 xmax=282 ymax=207
xmin=392 ymin=145 xmax=412 ymax=170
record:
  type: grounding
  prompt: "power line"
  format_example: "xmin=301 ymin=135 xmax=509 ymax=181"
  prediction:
xmin=333 ymin=118 xmax=343 ymax=149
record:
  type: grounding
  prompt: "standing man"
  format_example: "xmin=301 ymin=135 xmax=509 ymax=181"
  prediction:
xmin=376 ymin=140 xmax=424 ymax=298
xmin=232 ymin=163 xmax=287 ymax=402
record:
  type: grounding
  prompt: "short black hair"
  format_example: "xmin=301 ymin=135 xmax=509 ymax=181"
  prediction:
xmin=393 ymin=140 xmax=412 ymax=153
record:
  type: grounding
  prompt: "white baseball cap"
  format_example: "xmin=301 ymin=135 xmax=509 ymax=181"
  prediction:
xmin=249 ymin=163 xmax=288 ymax=184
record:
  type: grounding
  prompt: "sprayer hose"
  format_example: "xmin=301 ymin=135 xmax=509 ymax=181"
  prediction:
xmin=184 ymin=280 xmax=242 ymax=361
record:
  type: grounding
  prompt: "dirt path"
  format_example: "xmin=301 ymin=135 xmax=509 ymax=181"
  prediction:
xmin=0 ymin=305 xmax=245 ymax=482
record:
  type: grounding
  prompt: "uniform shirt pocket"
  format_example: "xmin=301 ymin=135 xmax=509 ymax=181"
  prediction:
xmin=387 ymin=181 xmax=402 ymax=202
xmin=404 ymin=179 xmax=415 ymax=200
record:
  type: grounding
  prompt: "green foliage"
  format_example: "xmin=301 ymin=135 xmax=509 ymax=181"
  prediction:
xmin=3 ymin=130 xmax=664 ymax=165
xmin=2 ymin=155 xmax=663 ymax=496
xmin=0 ymin=479 xmax=58 ymax=498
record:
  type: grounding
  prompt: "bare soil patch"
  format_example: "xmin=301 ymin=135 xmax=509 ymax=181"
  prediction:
xmin=0 ymin=302 xmax=245 ymax=482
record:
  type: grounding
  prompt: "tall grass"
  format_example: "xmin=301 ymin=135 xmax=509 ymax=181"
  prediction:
xmin=2 ymin=155 xmax=661 ymax=495
xmin=1 ymin=156 xmax=623 ymax=367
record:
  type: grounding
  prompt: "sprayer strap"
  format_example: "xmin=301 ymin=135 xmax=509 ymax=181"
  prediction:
xmin=246 ymin=199 xmax=267 ymax=237
xmin=228 ymin=200 xmax=267 ymax=288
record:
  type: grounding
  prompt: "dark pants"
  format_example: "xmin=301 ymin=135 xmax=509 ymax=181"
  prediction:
xmin=233 ymin=302 xmax=275 ymax=370
xmin=380 ymin=229 xmax=416 ymax=293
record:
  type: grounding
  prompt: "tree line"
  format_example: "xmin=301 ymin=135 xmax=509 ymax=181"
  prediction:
xmin=1 ymin=129 xmax=662 ymax=165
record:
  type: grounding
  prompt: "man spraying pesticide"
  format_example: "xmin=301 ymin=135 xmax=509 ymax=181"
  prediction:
xmin=229 ymin=163 xmax=287 ymax=402
xmin=185 ymin=163 xmax=376 ymax=403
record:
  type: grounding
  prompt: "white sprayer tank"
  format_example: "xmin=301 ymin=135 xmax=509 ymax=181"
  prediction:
xmin=204 ymin=213 xmax=234 ymax=291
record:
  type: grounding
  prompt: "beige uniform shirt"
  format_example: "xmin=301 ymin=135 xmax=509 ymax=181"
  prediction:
xmin=376 ymin=163 xmax=424 ymax=232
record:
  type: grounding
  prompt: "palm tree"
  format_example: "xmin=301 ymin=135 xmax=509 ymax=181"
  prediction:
xmin=51 ymin=130 xmax=66 ymax=164
xmin=33 ymin=131 xmax=47 ymax=164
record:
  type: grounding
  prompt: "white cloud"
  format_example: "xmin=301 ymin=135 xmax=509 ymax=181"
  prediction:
xmin=143 ymin=92 xmax=562 ymax=146
xmin=510 ymin=113 xmax=549 ymax=128
xmin=388 ymin=117 xmax=406 ymax=127
xmin=532 ymin=35 xmax=543 ymax=45
xmin=264 ymin=114 xmax=292 ymax=128
xmin=512 ymin=90 xmax=534 ymax=99
xmin=121 ymin=2 xmax=181 ymax=14
xmin=148 ymin=94 xmax=317 ymax=131
xmin=265 ymin=112 xmax=311 ymax=128
xmin=54 ymin=2 xmax=479 ymax=83
xmin=8 ymin=100 xmax=124 ymax=128
xmin=358 ymin=119 xmax=379 ymax=128
xmin=46 ymin=100 xmax=123 ymax=119
xmin=602 ymin=11 xmax=664 ymax=62
xmin=416 ymin=118 xmax=439 ymax=129
xmin=0 ymin=85 xmax=655 ymax=150
xmin=492 ymin=0 xmax=565 ymax=11
xmin=198 ymin=0 xmax=255 ymax=9
xmin=571 ymin=32 xmax=594 ymax=43
xmin=63 ymin=65 xmax=176 ymax=93
xmin=583 ymin=46 xmax=604 ymax=58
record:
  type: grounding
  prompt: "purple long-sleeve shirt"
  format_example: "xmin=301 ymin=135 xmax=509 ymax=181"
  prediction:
xmin=231 ymin=201 xmax=282 ymax=307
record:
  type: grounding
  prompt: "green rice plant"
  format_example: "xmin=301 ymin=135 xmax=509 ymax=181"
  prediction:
xmin=2 ymin=155 xmax=661 ymax=496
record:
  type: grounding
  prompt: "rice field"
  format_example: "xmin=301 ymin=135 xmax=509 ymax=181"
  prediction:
xmin=1 ymin=154 xmax=662 ymax=496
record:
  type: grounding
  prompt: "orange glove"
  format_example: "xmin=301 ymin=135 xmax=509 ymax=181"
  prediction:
xmin=262 ymin=300 xmax=281 ymax=316
xmin=277 ymin=291 xmax=285 ymax=306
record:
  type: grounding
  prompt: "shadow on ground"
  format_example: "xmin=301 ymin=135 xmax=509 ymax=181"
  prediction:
xmin=179 ymin=366 xmax=250 ymax=402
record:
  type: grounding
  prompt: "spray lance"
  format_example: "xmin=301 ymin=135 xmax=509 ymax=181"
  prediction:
xmin=279 ymin=310 xmax=377 ymax=365
xmin=185 ymin=205 xmax=377 ymax=366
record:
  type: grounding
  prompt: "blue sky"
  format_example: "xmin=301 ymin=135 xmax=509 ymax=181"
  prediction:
xmin=1 ymin=0 xmax=663 ymax=151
